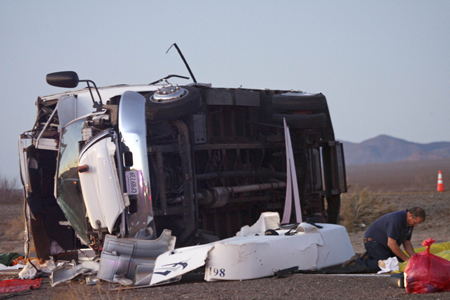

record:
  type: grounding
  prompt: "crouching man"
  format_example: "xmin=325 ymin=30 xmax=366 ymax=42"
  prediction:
xmin=345 ymin=207 xmax=425 ymax=272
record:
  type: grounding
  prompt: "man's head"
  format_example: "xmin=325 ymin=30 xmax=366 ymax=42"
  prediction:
xmin=406 ymin=207 xmax=426 ymax=226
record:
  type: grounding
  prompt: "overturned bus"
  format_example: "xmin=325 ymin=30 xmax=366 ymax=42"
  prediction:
xmin=18 ymin=70 xmax=347 ymax=259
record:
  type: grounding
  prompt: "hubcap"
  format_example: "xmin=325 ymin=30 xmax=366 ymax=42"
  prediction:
xmin=151 ymin=84 xmax=188 ymax=103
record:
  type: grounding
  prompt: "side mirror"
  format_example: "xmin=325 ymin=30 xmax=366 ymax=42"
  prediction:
xmin=46 ymin=71 xmax=79 ymax=88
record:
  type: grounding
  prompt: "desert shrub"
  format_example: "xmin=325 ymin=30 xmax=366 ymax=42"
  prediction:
xmin=2 ymin=214 xmax=25 ymax=241
xmin=0 ymin=214 xmax=25 ymax=253
xmin=0 ymin=174 xmax=21 ymax=204
xmin=340 ymin=186 xmax=395 ymax=232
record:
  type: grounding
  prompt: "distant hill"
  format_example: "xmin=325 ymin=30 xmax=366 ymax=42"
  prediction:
xmin=341 ymin=135 xmax=450 ymax=165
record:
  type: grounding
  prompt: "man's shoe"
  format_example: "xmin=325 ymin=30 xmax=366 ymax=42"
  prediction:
xmin=342 ymin=255 xmax=359 ymax=267
xmin=360 ymin=251 xmax=369 ymax=260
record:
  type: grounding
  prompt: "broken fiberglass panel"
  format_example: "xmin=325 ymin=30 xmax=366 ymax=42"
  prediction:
xmin=150 ymin=244 xmax=214 ymax=286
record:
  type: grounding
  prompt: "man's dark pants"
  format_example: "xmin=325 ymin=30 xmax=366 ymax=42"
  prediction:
xmin=357 ymin=240 xmax=405 ymax=272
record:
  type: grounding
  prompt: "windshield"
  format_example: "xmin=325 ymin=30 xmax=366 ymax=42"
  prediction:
xmin=56 ymin=118 xmax=89 ymax=244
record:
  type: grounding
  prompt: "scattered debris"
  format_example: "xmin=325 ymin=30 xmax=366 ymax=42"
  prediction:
xmin=18 ymin=258 xmax=55 ymax=279
xmin=0 ymin=253 xmax=22 ymax=267
xmin=50 ymin=260 xmax=99 ymax=287
xmin=0 ymin=212 xmax=355 ymax=289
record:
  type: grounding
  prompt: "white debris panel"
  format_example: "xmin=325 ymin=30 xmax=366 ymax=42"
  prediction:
xmin=149 ymin=212 xmax=355 ymax=285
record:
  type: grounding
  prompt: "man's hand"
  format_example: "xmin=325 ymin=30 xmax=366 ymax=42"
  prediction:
xmin=403 ymin=240 xmax=416 ymax=257
xmin=387 ymin=237 xmax=410 ymax=262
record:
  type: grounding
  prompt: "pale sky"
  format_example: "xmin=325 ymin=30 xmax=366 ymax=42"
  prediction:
xmin=1 ymin=1 xmax=450 ymax=180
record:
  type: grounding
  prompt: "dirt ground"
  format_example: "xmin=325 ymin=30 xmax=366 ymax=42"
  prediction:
xmin=1 ymin=191 xmax=449 ymax=299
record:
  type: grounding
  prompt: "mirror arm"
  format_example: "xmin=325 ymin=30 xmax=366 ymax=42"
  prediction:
xmin=149 ymin=74 xmax=189 ymax=85
xmin=80 ymin=79 xmax=103 ymax=112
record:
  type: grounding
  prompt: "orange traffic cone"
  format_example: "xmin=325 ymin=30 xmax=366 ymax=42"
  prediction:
xmin=437 ymin=170 xmax=444 ymax=192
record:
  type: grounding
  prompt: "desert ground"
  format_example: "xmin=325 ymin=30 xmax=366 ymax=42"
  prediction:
xmin=1 ymin=159 xmax=450 ymax=299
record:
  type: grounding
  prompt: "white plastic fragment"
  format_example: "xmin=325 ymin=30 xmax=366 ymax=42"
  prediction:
xmin=236 ymin=212 xmax=280 ymax=236
xmin=19 ymin=258 xmax=56 ymax=279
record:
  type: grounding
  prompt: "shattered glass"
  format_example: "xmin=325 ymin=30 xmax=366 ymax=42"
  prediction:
xmin=56 ymin=118 xmax=89 ymax=244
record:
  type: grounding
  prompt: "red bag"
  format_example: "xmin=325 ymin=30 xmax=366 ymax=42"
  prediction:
xmin=404 ymin=238 xmax=450 ymax=293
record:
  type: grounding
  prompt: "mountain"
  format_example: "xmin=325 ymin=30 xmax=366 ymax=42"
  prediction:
xmin=341 ymin=135 xmax=450 ymax=165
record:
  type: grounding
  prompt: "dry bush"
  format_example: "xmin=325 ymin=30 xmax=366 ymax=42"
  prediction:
xmin=0 ymin=213 xmax=25 ymax=252
xmin=340 ymin=186 xmax=395 ymax=232
xmin=2 ymin=214 xmax=25 ymax=241
xmin=0 ymin=174 xmax=21 ymax=204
